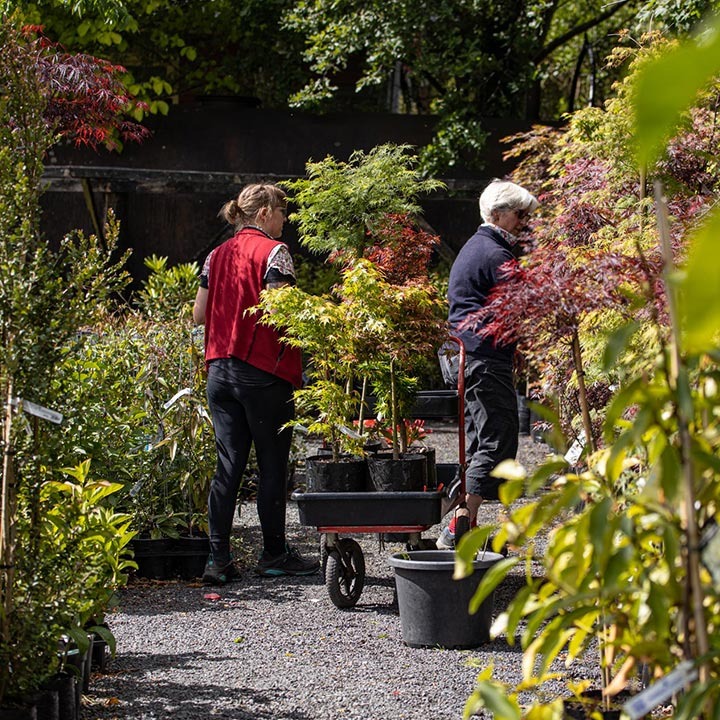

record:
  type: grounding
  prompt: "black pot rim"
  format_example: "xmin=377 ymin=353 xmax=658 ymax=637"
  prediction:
xmin=388 ymin=550 xmax=504 ymax=571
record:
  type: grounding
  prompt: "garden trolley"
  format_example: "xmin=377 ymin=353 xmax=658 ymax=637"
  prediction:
xmin=291 ymin=339 xmax=467 ymax=608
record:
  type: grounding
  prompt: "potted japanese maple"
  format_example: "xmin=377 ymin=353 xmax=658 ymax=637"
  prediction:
xmin=270 ymin=145 xmax=446 ymax=492
xmin=339 ymin=255 xmax=445 ymax=491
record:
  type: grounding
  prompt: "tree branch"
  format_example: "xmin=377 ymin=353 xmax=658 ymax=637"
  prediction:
xmin=534 ymin=0 xmax=635 ymax=65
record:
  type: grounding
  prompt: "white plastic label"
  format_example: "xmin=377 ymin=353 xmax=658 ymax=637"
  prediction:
xmin=338 ymin=425 xmax=363 ymax=439
xmin=622 ymin=660 xmax=698 ymax=719
xmin=19 ymin=399 xmax=63 ymax=425
xmin=564 ymin=433 xmax=586 ymax=465
xmin=162 ymin=388 xmax=192 ymax=410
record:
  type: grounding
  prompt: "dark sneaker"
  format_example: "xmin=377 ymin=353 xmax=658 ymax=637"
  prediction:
xmin=257 ymin=545 xmax=320 ymax=577
xmin=202 ymin=558 xmax=241 ymax=586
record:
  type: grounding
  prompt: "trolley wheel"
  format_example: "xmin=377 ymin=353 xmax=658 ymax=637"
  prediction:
xmin=325 ymin=538 xmax=365 ymax=609
xmin=319 ymin=536 xmax=329 ymax=575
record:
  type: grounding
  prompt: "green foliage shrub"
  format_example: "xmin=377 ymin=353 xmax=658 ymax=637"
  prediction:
xmin=47 ymin=256 xmax=214 ymax=538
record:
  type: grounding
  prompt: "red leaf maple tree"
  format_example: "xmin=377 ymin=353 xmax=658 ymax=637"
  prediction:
xmin=20 ymin=24 xmax=150 ymax=151
xmin=461 ymin=236 xmax=652 ymax=452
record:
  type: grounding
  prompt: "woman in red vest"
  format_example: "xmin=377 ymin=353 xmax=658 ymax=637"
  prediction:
xmin=193 ymin=183 xmax=319 ymax=584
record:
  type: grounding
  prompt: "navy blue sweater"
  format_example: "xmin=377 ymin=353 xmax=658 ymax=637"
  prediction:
xmin=447 ymin=225 xmax=516 ymax=362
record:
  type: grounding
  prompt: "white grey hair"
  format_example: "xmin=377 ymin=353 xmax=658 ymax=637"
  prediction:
xmin=479 ymin=179 xmax=539 ymax=223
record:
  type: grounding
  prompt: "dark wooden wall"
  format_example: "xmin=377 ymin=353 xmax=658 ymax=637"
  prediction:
xmin=41 ymin=101 xmax=531 ymax=287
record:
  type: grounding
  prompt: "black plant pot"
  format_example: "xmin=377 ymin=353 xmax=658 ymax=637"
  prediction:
xmin=90 ymin=636 xmax=108 ymax=673
xmin=82 ymin=635 xmax=93 ymax=694
xmin=363 ymin=440 xmax=382 ymax=455
xmin=170 ymin=535 xmax=211 ymax=580
xmin=88 ymin=621 xmax=111 ymax=673
xmin=406 ymin=446 xmax=437 ymax=489
xmin=30 ymin=686 xmax=59 ymax=720
xmin=367 ymin=452 xmax=427 ymax=492
xmin=130 ymin=535 xmax=211 ymax=580
xmin=130 ymin=537 xmax=175 ymax=580
xmin=410 ymin=390 xmax=459 ymax=419
xmin=63 ymin=645 xmax=87 ymax=712
xmin=388 ymin=550 xmax=504 ymax=648
xmin=305 ymin=455 xmax=368 ymax=492
xmin=564 ymin=690 xmax=625 ymax=719
xmin=44 ymin=672 xmax=76 ymax=720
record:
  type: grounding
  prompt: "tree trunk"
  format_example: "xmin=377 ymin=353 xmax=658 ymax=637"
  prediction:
xmin=0 ymin=377 xmax=16 ymax=703
xmin=654 ymin=181 xmax=709 ymax=683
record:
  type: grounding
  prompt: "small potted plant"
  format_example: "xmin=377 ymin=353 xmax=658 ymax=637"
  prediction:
xmin=258 ymin=282 xmax=369 ymax=492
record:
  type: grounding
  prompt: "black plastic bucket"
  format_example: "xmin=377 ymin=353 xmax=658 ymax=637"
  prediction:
xmin=388 ymin=550 xmax=503 ymax=648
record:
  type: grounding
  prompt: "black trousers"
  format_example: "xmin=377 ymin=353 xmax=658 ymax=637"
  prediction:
xmin=464 ymin=356 xmax=518 ymax=500
xmin=206 ymin=358 xmax=294 ymax=562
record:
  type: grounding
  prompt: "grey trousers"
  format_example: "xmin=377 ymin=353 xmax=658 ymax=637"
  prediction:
xmin=463 ymin=356 xmax=518 ymax=500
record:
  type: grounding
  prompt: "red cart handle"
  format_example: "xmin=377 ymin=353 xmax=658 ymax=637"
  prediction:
xmin=444 ymin=336 xmax=466 ymax=497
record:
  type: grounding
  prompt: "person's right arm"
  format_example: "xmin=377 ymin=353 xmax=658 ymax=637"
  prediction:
xmin=193 ymin=287 xmax=208 ymax=325
xmin=264 ymin=245 xmax=296 ymax=291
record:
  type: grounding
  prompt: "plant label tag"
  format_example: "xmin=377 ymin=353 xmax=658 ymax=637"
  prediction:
xmin=18 ymin=399 xmax=63 ymax=425
xmin=622 ymin=660 xmax=698 ymax=719
xmin=339 ymin=425 xmax=362 ymax=439
xmin=162 ymin=388 xmax=192 ymax=410
xmin=564 ymin=433 xmax=585 ymax=465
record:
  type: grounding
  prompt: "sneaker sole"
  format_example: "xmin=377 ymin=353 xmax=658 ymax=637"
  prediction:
xmin=202 ymin=571 xmax=241 ymax=585
xmin=257 ymin=566 xmax=319 ymax=577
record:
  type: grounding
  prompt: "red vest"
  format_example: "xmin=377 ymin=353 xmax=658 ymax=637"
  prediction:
xmin=204 ymin=228 xmax=302 ymax=387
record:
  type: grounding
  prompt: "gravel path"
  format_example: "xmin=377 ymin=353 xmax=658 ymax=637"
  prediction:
xmin=80 ymin=425 xmax=601 ymax=720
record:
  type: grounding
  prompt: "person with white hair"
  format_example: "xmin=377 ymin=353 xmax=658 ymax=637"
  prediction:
xmin=438 ymin=179 xmax=539 ymax=549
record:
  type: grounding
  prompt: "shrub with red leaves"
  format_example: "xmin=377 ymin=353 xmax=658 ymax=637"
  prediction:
xmin=362 ymin=213 xmax=440 ymax=285
xmin=459 ymin=240 xmax=652 ymax=450
xmin=488 ymin=39 xmax=720 ymax=449
xmin=18 ymin=24 xmax=149 ymax=151
xmin=463 ymin=243 xmax=643 ymax=352
xmin=660 ymin=107 xmax=720 ymax=196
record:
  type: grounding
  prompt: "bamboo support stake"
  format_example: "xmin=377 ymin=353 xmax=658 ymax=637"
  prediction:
xmin=358 ymin=376 xmax=368 ymax=437
xmin=0 ymin=380 xmax=12 ymax=565
xmin=654 ymin=181 xmax=709 ymax=682
xmin=390 ymin=359 xmax=399 ymax=460
xmin=571 ymin=329 xmax=596 ymax=453
xmin=0 ymin=377 xmax=16 ymax=703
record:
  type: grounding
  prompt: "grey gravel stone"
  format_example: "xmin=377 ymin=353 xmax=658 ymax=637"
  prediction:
xmin=81 ymin=425 xmax=601 ymax=720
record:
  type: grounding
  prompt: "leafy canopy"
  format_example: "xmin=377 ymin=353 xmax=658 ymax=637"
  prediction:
xmin=12 ymin=0 xmax=309 ymax=117
xmin=283 ymin=144 xmax=443 ymax=259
